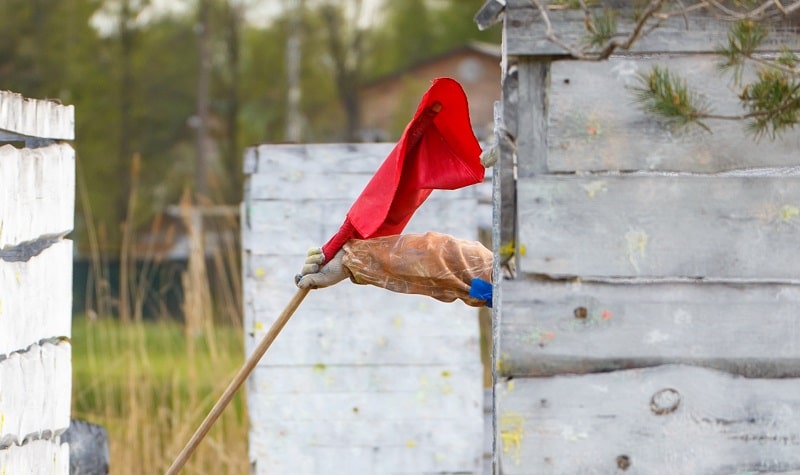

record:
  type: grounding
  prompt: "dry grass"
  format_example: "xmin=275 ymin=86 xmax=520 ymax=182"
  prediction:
xmin=75 ymin=160 xmax=249 ymax=473
xmin=71 ymin=317 xmax=249 ymax=474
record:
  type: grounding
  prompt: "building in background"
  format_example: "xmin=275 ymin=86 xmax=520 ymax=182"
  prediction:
xmin=358 ymin=41 xmax=501 ymax=142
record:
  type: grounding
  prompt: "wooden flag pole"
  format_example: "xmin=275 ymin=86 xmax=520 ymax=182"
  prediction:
xmin=165 ymin=287 xmax=311 ymax=475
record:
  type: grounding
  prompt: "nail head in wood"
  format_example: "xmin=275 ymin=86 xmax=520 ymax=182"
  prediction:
xmin=650 ymin=388 xmax=681 ymax=415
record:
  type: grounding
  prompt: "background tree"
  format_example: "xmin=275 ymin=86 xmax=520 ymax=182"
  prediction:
xmin=0 ymin=0 xmax=500 ymax=254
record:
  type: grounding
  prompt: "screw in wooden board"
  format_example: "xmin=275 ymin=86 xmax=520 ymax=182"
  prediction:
xmin=650 ymin=388 xmax=681 ymax=415
xmin=573 ymin=306 xmax=588 ymax=319
xmin=616 ymin=454 xmax=631 ymax=471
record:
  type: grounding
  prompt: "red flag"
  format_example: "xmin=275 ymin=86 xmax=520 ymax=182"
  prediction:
xmin=321 ymin=77 xmax=484 ymax=260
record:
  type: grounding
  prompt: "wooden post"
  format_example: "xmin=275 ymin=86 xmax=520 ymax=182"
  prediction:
xmin=0 ymin=91 xmax=74 ymax=473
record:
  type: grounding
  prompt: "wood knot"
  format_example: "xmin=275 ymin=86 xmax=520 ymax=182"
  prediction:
xmin=650 ymin=388 xmax=681 ymax=415
xmin=616 ymin=454 xmax=631 ymax=470
xmin=573 ymin=306 xmax=588 ymax=319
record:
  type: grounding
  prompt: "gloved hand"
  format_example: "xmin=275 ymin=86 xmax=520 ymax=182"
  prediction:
xmin=295 ymin=248 xmax=347 ymax=289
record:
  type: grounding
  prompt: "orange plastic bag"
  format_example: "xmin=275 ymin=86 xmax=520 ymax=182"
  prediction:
xmin=341 ymin=232 xmax=492 ymax=307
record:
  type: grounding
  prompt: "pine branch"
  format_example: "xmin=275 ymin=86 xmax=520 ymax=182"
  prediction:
xmin=630 ymin=66 xmax=713 ymax=131
xmin=528 ymin=0 xmax=666 ymax=60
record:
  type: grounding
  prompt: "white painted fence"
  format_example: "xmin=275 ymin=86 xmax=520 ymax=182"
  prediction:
xmin=0 ymin=91 xmax=74 ymax=473
xmin=243 ymin=143 xmax=491 ymax=474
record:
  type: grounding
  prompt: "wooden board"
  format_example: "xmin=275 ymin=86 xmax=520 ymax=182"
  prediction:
xmin=244 ymin=143 xmax=489 ymax=475
xmin=0 ymin=91 xmax=74 ymax=141
xmin=546 ymin=56 xmax=800 ymax=173
xmin=0 ymin=143 xmax=75 ymax=248
xmin=244 ymin=197 xmax=482 ymax=256
xmin=496 ymin=365 xmax=800 ymax=474
xmin=0 ymin=439 xmax=69 ymax=474
xmin=503 ymin=0 xmax=800 ymax=57
xmin=518 ymin=175 xmax=800 ymax=280
xmin=500 ymin=279 xmax=800 ymax=378
xmin=0 ymin=342 xmax=71 ymax=446
xmin=243 ymin=142 xmax=487 ymax=201
xmin=244 ymin=143 xmax=394 ymax=176
xmin=245 ymin=276 xmax=482 ymax=366
xmin=0 ymin=240 xmax=72 ymax=357
xmin=249 ymin=364 xmax=484 ymax=475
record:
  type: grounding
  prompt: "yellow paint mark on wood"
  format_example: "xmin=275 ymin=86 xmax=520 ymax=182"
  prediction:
xmin=500 ymin=412 xmax=525 ymax=465
xmin=625 ymin=229 xmax=648 ymax=272
xmin=255 ymin=267 xmax=265 ymax=278
xmin=499 ymin=241 xmax=527 ymax=259
xmin=581 ymin=180 xmax=607 ymax=198
xmin=780 ymin=204 xmax=800 ymax=221
xmin=406 ymin=439 xmax=417 ymax=448
xmin=393 ymin=316 xmax=403 ymax=327
xmin=497 ymin=353 xmax=510 ymax=374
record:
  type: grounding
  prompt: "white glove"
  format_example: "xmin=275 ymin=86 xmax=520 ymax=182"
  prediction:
xmin=295 ymin=248 xmax=347 ymax=289
xmin=480 ymin=143 xmax=498 ymax=168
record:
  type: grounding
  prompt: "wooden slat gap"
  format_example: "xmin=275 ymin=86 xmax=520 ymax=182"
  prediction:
xmin=521 ymin=274 xmax=800 ymax=286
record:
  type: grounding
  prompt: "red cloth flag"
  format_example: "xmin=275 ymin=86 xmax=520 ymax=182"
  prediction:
xmin=321 ymin=77 xmax=485 ymax=260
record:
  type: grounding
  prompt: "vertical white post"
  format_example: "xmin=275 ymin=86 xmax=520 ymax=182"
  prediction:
xmin=0 ymin=92 xmax=74 ymax=473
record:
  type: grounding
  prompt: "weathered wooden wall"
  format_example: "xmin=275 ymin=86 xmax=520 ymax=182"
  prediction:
xmin=243 ymin=143 xmax=491 ymax=474
xmin=0 ymin=91 xmax=74 ymax=473
xmin=491 ymin=1 xmax=800 ymax=473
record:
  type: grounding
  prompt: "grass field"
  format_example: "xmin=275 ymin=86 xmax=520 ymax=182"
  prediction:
xmin=71 ymin=316 xmax=250 ymax=474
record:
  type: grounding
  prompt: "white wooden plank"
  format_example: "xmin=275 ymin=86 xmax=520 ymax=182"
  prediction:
xmin=516 ymin=58 xmax=549 ymax=178
xmin=248 ymin=170 xmax=485 ymax=202
xmin=546 ymin=56 xmax=800 ymax=173
xmin=0 ymin=342 xmax=71 ymax=445
xmin=244 ymin=142 xmax=486 ymax=201
xmin=243 ymin=143 xmax=488 ymax=474
xmin=0 ymin=91 xmax=74 ymax=140
xmin=0 ymin=439 xmax=69 ymax=475
xmin=249 ymin=365 xmax=484 ymax=474
xmin=503 ymin=0 xmax=800 ymax=57
xmin=248 ymin=293 xmax=480 ymax=338
xmin=0 ymin=143 xmax=75 ymax=248
xmin=245 ymin=286 xmax=481 ymax=366
xmin=250 ymin=433 xmax=482 ymax=475
xmin=0 ymin=240 xmax=72 ymax=357
xmin=497 ymin=365 xmax=800 ymax=474
xmin=252 ymin=365 xmax=483 ymax=395
xmin=250 ymin=365 xmax=485 ymax=432
xmin=518 ymin=175 xmax=800 ymax=280
xmin=248 ymin=142 xmax=394 ymax=175
xmin=500 ymin=279 xmax=800 ymax=378
xmin=244 ymin=196 xmax=483 ymax=255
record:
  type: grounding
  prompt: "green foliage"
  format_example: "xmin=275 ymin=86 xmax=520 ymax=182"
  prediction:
xmin=628 ymin=11 xmax=800 ymax=141
xmin=583 ymin=8 xmax=617 ymax=49
xmin=716 ymin=19 xmax=768 ymax=80
xmin=2 ymin=0 xmax=496 ymax=253
xmin=631 ymin=66 xmax=711 ymax=131
xmin=740 ymin=68 xmax=800 ymax=139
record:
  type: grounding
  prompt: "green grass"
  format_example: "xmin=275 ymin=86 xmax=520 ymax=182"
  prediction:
xmin=71 ymin=316 xmax=249 ymax=474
